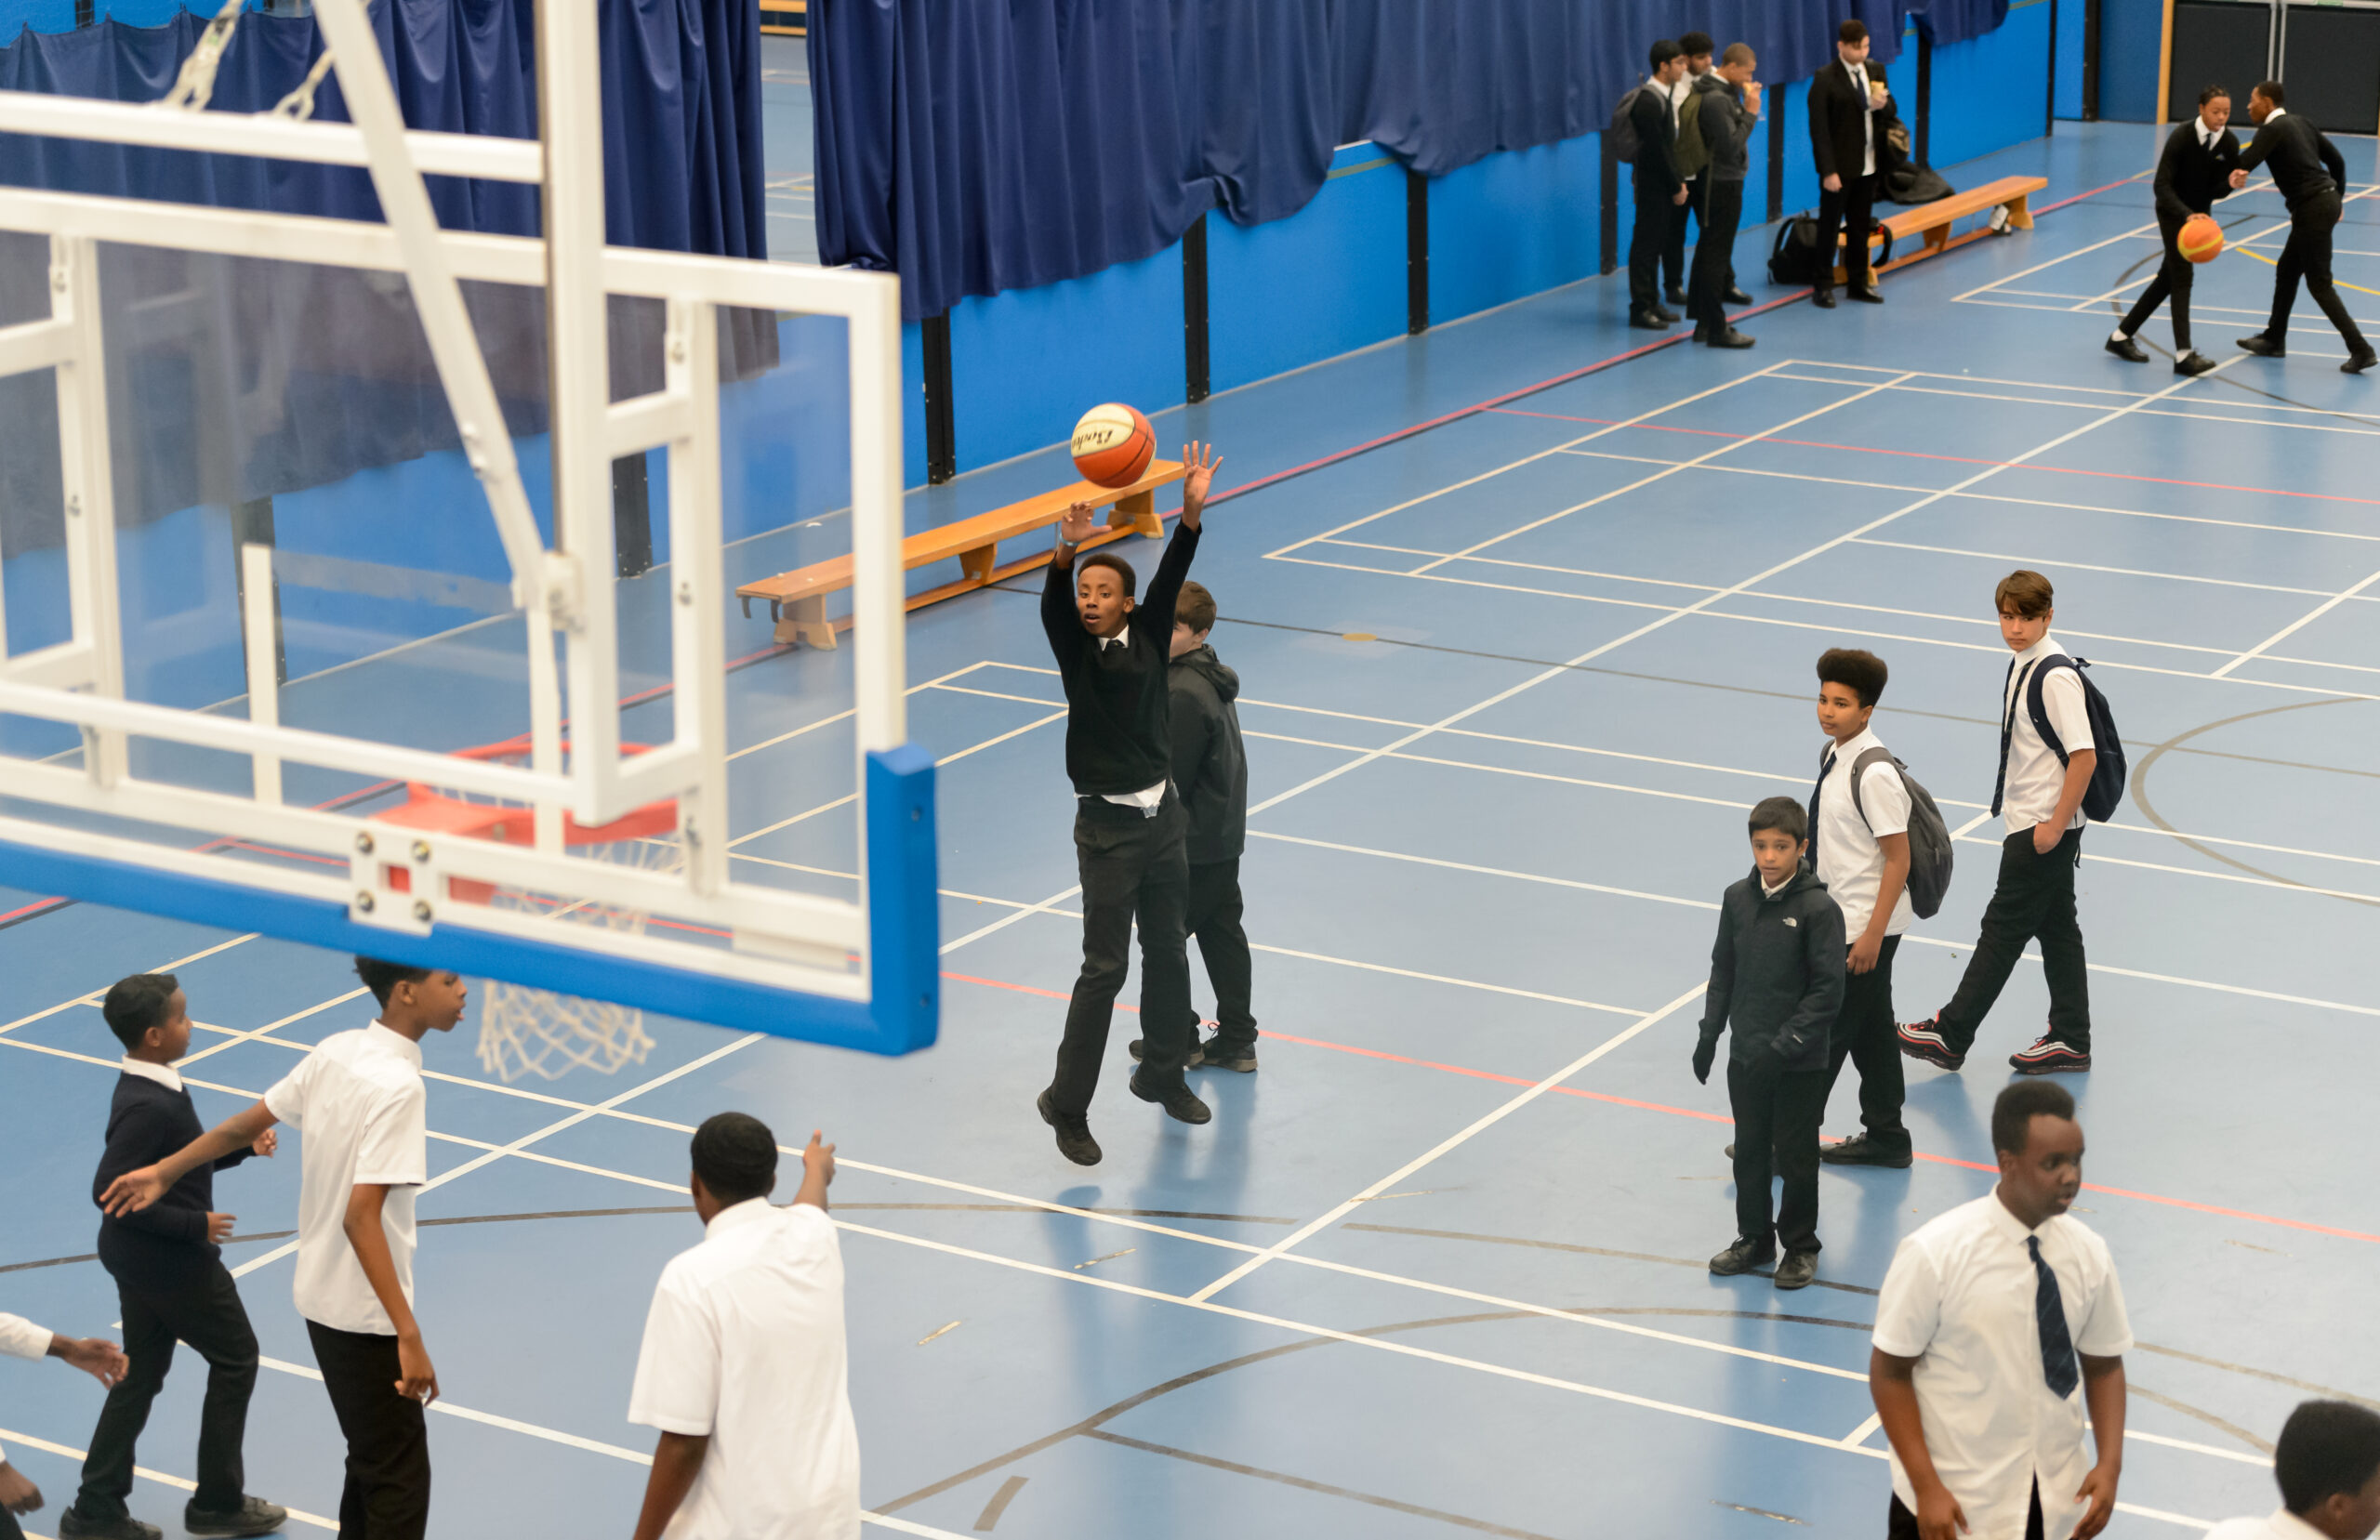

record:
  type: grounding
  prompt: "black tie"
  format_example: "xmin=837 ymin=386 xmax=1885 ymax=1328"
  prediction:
xmin=1806 ymin=750 xmax=1835 ymax=872
xmin=2028 ymin=1235 xmax=2080 ymax=1398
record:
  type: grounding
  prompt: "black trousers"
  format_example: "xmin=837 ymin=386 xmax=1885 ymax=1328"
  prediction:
xmin=2120 ymin=213 xmax=2200 ymax=352
xmin=2264 ymin=191 xmax=2370 ymax=353
xmin=1889 ymin=1481 xmax=2042 ymax=1539
xmin=0 ymin=1504 xmax=20 ymax=1540
xmin=1629 ymin=177 xmax=1676 ymax=316
xmin=75 ymin=1261 xmax=258 ymax=1518
xmin=1186 ymin=858 xmax=1256 ymax=1048
xmin=1663 ymin=174 xmax=1701 ymax=291
xmin=1823 ymin=934 xmax=1909 ymax=1153
xmin=1727 ymin=1060 xmax=1826 ymax=1255
xmin=1050 ymin=791 xmax=1197 ymax=1115
xmin=306 ymin=1321 xmax=430 ymax=1540
xmin=1690 ymin=178 xmax=1746 ymax=335
xmin=1938 ymin=827 xmax=2090 ymax=1053
xmin=1814 ymin=171 xmax=1878 ymax=291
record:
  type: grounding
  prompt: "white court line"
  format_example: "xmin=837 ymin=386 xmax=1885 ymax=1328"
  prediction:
xmin=723 ymin=659 xmax=995 ymax=764
xmin=727 ymin=706 xmax=1067 ymax=849
xmin=1184 ymin=981 xmax=1708 ymax=1304
xmin=1951 ymin=219 xmax=2161 ymax=301
xmin=1840 ymin=1412 xmax=1884 ymax=1448
xmin=1852 ymin=536 xmax=2360 ymax=602
xmin=0 ymin=934 xmax=259 ymax=1037
xmin=0 ymin=1425 xmax=337 ymax=1530
xmin=2214 ymin=561 xmax=2380 ymax=678
xmin=174 ymin=987 xmax=370 ymax=1069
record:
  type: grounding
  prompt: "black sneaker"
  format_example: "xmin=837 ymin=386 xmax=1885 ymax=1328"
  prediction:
xmin=2008 ymin=1035 xmax=2093 ymax=1074
xmin=1820 ymin=1134 xmax=1914 ymax=1168
xmin=1128 ymin=1073 xmax=1211 ymax=1125
xmin=1036 ymin=1089 xmax=1102 ymax=1165
xmin=1773 ymin=1251 xmax=1819 ymax=1291
xmin=1897 ymin=1017 xmax=1966 ymax=1071
xmin=59 ymin=1510 xmax=163 ymax=1540
xmin=184 ymin=1497 xmax=289 ymax=1537
xmin=1126 ymin=1038 xmax=1203 ymax=1070
xmin=1709 ymin=1236 xmax=1776 ymax=1275
xmin=1195 ymin=1035 xmax=1257 ymax=1073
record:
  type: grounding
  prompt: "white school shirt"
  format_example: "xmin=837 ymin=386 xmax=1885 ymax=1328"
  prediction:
xmin=119 ymin=1055 xmax=185 ymax=1092
xmin=1816 ymin=727 xmax=1915 ymax=941
xmin=1873 ymin=1192 xmax=2133 ymax=1540
xmin=1 ymin=1312 xmax=55 ymax=1466
xmin=262 ymin=1021 xmax=430 ymax=1336
xmin=1090 ymin=632 xmax=1167 ymax=814
xmin=1847 ymin=61 xmax=1879 ymax=177
xmin=2207 ymin=1511 xmax=2330 ymax=1540
xmin=628 ymin=1199 xmax=861 ymax=1540
xmin=2000 ymin=632 xmax=2095 ymax=836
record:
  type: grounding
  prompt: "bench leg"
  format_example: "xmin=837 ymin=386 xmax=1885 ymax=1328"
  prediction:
xmin=1110 ymin=489 xmax=1162 ymax=539
xmin=775 ymin=594 xmax=837 ymax=650
xmin=2003 ymin=193 xmax=2033 ymax=231
xmin=959 ymin=542 xmax=997 ymax=586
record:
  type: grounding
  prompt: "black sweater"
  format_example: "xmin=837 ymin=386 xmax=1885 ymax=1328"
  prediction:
xmin=2239 ymin=112 xmax=2347 ymax=211
xmin=2152 ymin=119 xmax=2241 ymax=223
xmin=1041 ymin=521 xmax=1200 ymax=796
xmin=1696 ymin=866 xmax=1846 ymax=1074
xmin=1630 ymin=86 xmax=1681 ymax=191
xmin=92 ymin=1071 xmax=252 ymax=1290
xmin=1167 ymin=644 xmax=1246 ymax=864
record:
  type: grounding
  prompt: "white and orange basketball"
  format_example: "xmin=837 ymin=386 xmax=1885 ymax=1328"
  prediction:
xmin=1071 ymin=401 xmax=1155 ymax=488
xmin=2178 ymin=213 xmax=2224 ymax=264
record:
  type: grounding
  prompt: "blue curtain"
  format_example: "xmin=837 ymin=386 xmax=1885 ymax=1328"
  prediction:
xmin=813 ymin=0 xmax=1987 ymax=322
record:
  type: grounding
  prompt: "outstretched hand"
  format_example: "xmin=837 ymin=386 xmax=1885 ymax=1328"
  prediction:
xmin=1057 ymin=500 xmax=1099 ymax=547
xmin=1179 ymin=441 xmax=1223 ymax=530
xmin=54 ymin=1336 xmax=127 ymax=1389
xmin=99 ymin=1165 xmax=167 ymax=1217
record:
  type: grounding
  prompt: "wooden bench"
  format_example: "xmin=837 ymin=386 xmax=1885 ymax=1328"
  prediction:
xmin=736 ymin=459 xmax=1186 ymax=649
xmin=1831 ymin=175 xmax=2047 ymax=284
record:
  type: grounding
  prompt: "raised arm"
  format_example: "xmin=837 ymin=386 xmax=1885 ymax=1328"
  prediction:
xmin=99 ymin=1098 xmax=277 ymax=1216
xmin=791 ymin=1131 xmax=835 ymax=1213
xmin=1136 ymin=443 xmax=1218 ymax=644
xmin=1042 ymin=502 xmax=1099 ymax=656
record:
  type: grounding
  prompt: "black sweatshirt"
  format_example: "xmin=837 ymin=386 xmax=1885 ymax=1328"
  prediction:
xmin=2239 ymin=112 xmax=2347 ymax=211
xmin=1041 ymin=521 xmax=1200 ymax=797
xmin=92 ymin=1071 xmax=253 ymax=1291
xmin=1696 ymin=866 xmax=1847 ymax=1074
xmin=1167 ymin=643 xmax=1246 ymax=864
xmin=2151 ymin=119 xmax=2240 ymax=223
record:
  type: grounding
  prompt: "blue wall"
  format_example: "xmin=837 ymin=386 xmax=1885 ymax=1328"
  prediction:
xmin=1208 ymin=141 xmax=1406 ymax=393
xmin=2054 ymin=0 xmax=2085 ymax=119
xmin=2099 ymin=0 xmax=2164 ymax=121
xmin=1429 ymin=133 xmax=1603 ymax=325
xmin=1928 ymin=0 xmax=2056 ymax=166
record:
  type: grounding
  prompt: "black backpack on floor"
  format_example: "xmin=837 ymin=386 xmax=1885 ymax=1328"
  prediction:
xmin=1768 ymin=212 xmax=1894 ymax=285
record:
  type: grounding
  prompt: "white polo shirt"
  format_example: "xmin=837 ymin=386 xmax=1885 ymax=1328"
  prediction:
xmin=262 ymin=1021 xmax=430 ymax=1336
xmin=2000 ymin=633 xmax=2094 ymax=836
xmin=2207 ymin=1512 xmax=2330 ymax=1540
xmin=628 ymin=1199 xmax=860 ymax=1540
xmin=1874 ymin=1192 xmax=2132 ymax=1540
xmin=1815 ymin=728 xmax=1915 ymax=941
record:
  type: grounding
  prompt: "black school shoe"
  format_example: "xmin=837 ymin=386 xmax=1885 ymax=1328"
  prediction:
xmin=185 ymin=1497 xmax=289 ymax=1537
xmin=1129 ymin=1073 xmax=1212 ymax=1125
xmin=1724 ymin=284 xmax=1754 ymax=305
xmin=1127 ymin=1038 xmax=1203 ymax=1070
xmin=2175 ymin=350 xmax=2218 ymax=376
xmin=1772 ymin=1251 xmax=1819 ymax=1291
xmin=2346 ymin=349 xmax=2377 ymax=374
xmin=2236 ymin=334 xmax=2285 ymax=357
xmin=1811 ymin=286 xmax=1837 ymax=309
xmin=1630 ymin=310 xmax=1669 ymax=330
xmin=2104 ymin=334 xmax=2149 ymax=363
xmin=1709 ymin=1236 xmax=1777 ymax=1275
xmin=2008 ymin=1035 xmax=2093 ymax=1074
xmin=1820 ymin=1134 xmax=1914 ymax=1168
xmin=1037 ymin=1089 xmax=1102 ymax=1166
xmin=58 ymin=1509 xmax=163 ymax=1540
xmin=1704 ymin=327 xmax=1756 ymax=349
xmin=1195 ymin=1036 xmax=1258 ymax=1073
xmin=1844 ymin=283 xmax=1884 ymax=304
xmin=1665 ymin=285 xmax=1689 ymax=307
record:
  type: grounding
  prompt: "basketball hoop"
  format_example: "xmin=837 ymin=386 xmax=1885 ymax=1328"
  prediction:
xmin=374 ymin=737 xmax=680 ymax=1082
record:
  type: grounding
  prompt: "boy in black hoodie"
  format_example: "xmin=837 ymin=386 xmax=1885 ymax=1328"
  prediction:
xmin=65 ymin=974 xmax=284 ymax=1540
xmin=1693 ymin=797 xmax=1845 ymax=1291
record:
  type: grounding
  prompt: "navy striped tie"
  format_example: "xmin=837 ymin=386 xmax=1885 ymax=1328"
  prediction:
xmin=2028 ymin=1235 xmax=2080 ymax=1398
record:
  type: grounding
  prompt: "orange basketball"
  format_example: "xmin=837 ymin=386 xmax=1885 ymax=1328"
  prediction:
xmin=2178 ymin=213 xmax=2224 ymax=264
xmin=1071 ymin=402 xmax=1155 ymax=488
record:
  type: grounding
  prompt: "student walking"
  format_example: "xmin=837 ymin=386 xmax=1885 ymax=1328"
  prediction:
xmin=1807 ymin=651 xmax=1916 ymax=1169
xmin=103 ymin=957 xmax=466 ymax=1540
xmin=1901 ymin=571 xmax=2097 ymax=1074
xmin=2230 ymin=80 xmax=2376 ymax=372
xmin=1692 ymin=796 xmax=1845 ymax=1292
xmin=1628 ymin=40 xmax=1691 ymax=330
xmin=1870 ymin=1082 xmax=2131 ymax=1540
xmin=1038 ymin=443 xmax=1223 ymax=1166
xmin=1690 ymin=43 xmax=1763 ymax=349
xmin=61 ymin=975 xmax=286 ymax=1540
xmin=2206 ymin=1402 xmax=2380 ymax=1540
xmin=2 ymin=1319 xmax=126 ymax=1540
xmin=2106 ymin=85 xmax=2239 ymax=375
xmin=628 ymin=1114 xmax=857 ymax=1540
xmin=1808 ymin=20 xmax=1894 ymax=308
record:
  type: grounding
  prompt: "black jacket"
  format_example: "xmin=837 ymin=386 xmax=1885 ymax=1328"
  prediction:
xmin=92 ymin=1072 xmax=253 ymax=1291
xmin=1696 ymin=866 xmax=1846 ymax=1073
xmin=1041 ymin=522 xmax=1201 ymax=796
xmin=1167 ymin=644 xmax=1246 ymax=865
xmin=1691 ymin=73 xmax=1758 ymax=184
xmin=1630 ymin=85 xmax=1681 ymax=192
xmin=2152 ymin=119 xmax=2241 ymax=223
xmin=1807 ymin=59 xmax=1896 ymax=184
xmin=2239 ymin=112 xmax=2347 ymax=212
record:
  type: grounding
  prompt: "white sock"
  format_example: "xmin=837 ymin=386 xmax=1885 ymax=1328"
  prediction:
xmin=2109 ymin=329 xmax=2130 ymax=343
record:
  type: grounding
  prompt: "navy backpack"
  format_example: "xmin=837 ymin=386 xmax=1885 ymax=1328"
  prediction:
xmin=1991 ymin=655 xmax=2127 ymax=823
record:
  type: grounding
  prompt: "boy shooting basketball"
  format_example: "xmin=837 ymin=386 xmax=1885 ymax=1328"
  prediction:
xmin=101 ymin=957 xmax=465 ymax=1540
xmin=1037 ymin=441 xmax=1223 ymax=1165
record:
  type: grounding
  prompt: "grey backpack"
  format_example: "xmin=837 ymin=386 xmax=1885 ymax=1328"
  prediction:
xmin=1843 ymin=745 xmax=1953 ymax=920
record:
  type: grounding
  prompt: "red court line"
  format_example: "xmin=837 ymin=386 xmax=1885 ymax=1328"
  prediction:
xmin=942 ymin=970 xmax=2380 ymax=1246
xmin=2031 ymin=173 xmax=2152 ymax=217
xmin=1486 ymin=405 xmax=2380 ymax=509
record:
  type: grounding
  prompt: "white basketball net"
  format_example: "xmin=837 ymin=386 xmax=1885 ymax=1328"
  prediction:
xmin=474 ymin=835 xmax=681 ymax=1082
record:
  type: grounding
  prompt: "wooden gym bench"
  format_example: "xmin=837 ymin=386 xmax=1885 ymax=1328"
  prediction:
xmin=736 ymin=459 xmax=1186 ymax=649
xmin=1832 ymin=175 xmax=2048 ymax=284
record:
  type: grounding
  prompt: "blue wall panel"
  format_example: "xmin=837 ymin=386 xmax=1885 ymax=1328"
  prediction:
xmin=1928 ymin=0 xmax=2055 ymax=167
xmin=900 ymin=320 xmax=927 ymax=490
xmin=1208 ymin=141 xmax=1406 ymax=393
xmin=2100 ymin=0 xmax=2164 ymax=121
xmin=946 ymin=244 xmax=1183 ymax=473
xmin=1774 ymin=80 xmax=1823 ymax=221
xmin=2054 ymin=0 xmax=2084 ymax=118
xmin=1428 ymin=133 xmax=1602 ymax=324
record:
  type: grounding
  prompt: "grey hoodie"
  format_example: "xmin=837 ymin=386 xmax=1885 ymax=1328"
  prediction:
xmin=1696 ymin=864 xmax=1847 ymax=1073
xmin=1167 ymin=643 xmax=1246 ymax=864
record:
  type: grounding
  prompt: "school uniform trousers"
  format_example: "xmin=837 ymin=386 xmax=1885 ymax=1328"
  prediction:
xmin=1051 ymin=789 xmax=1199 ymax=1114
xmin=2120 ymin=121 xmax=2238 ymax=351
xmin=1824 ymin=935 xmax=1909 ymax=1152
xmin=1889 ymin=1483 xmax=2043 ymax=1540
xmin=306 ymin=1321 xmax=430 ymax=1540
xmin=1729 ymin=1060 xmax=1827 ymax=1255
xmin=1628 ymin=88 xmax=1682 ymax=318
xmin=77 ymin=1262 xmax=258 ymax=1519
xmin=2240 ymin=112 xmax=2371 ymax=353
xmin=1186 ymin=858 xmax=1255 ymax=1049
xmin=1937 ymin=828 xmax=2090 ymax=1054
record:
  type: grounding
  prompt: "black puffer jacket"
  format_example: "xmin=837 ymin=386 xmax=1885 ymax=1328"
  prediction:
xmin=1167 ymin=644 xmax=1246 ymax=864
xmin=1696 ymin=865 xmax=1846 ymax=1073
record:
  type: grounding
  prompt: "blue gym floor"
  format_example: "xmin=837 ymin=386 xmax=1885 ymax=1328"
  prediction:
xmin=7 ymin=114 xmax=2380 ymax=1540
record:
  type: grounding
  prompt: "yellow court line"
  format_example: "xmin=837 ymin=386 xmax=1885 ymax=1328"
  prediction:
xmin=2231 ymin=243 xmax=2380 ymax=296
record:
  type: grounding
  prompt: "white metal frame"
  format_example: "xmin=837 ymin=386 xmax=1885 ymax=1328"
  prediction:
xmin=0 ymin=0 xmax=906 ymax=1007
